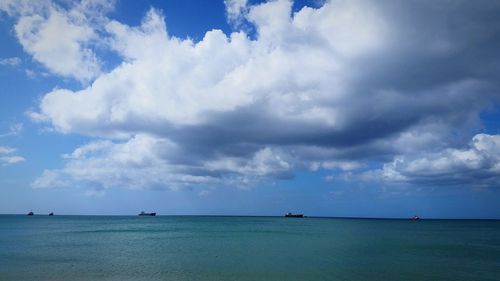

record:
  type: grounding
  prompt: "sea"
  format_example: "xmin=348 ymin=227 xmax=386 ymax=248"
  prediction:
xmin=0 ymin=215 xmax=499 ymax=281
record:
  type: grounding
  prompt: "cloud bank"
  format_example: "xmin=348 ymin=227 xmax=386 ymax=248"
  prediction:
xmin=370 ymin=134 xmax=500 ymax=188
xmin=2 ymin=0 xmax=500 ymax=190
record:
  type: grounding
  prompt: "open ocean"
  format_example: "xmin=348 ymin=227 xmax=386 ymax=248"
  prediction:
xmin=0 ymin=215 xmax=499 ymax=281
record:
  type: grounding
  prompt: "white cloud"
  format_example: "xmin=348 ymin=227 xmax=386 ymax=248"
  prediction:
xmin=224 ymin=0 xmax=248 ymax=28
xmin=1 ymin=0 xmax=113 ymax=83
xmin=31 ymin=134 xmax=221 ymax=189
xmin=0 ymin=57 xmax=21 ymax=66
xmin=18 ymin=1 xmax=500 ymax=190
xmin=0 ymin=156 xmax=25 ymax=165
xmin=0 ymin=123 xmax=23 ymax=138
xmin=365 ymin=134 xmax=500 ymax=187
xmin=14 ymin=9 xmax=100 ymax=82
xmin=0 ymin=0 xmax=47 ymax=17
xmin=321 ymin=161 xmax=363 ymax=171
xmin=0 ymin=146 xmax=25 ymax=165
xmin=324 ymin=175 xmax=335 ymax=182
xmin=31 ymin=134 xmax=294 ymax=190
xmin=34 ymin=1 xmax=388 ymax=135
xmin=0 ymin=146 xmax=15 ymax=154
xmin=31 ymin=170 xmax=65 ymax=188
xmin=205 ymin=147 xmax=292 ymax=178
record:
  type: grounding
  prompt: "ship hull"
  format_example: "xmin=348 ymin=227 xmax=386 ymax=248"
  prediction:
xmin=285 ymin=214 xmax=304 ymax=218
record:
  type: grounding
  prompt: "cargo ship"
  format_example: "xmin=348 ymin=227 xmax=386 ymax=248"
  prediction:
xmin=139 ymin=211 xmax=156 ymax=216
xmin=285 ymin=212 xmax=304 ymax=218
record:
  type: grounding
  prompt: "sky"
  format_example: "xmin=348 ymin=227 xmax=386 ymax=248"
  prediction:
xmin=0 ymin=0 xmax=500 ymax=218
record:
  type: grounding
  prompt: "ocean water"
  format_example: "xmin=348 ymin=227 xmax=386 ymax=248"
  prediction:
xmin=0 ymin=216 xmax=499 ymax=281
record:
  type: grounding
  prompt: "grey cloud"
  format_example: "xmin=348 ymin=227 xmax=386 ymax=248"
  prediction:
xmin=23 ymin=0 xmax=500 ymax=190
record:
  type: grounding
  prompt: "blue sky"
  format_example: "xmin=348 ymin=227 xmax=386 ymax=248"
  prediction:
xmin=1 ymin=0 xmax=500 ymax=218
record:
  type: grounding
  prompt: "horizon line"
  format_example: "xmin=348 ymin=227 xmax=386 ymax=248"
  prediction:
xmin=1 ymin=213 xmax=499 ymax=220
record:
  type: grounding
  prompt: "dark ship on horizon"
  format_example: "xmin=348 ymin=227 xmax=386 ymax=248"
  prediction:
xmin=285 ymin=212 xmax=304 ymax=218
xmin=139 ymin=211 xmax=156 ymax=216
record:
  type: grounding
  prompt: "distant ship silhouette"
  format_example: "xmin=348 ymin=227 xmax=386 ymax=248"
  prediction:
xmin=138 ymin=211 xmax=156 ymax=216
xmin=27 ymin=211 xmax=34 ymax=216
xmin=285 ymin=212 xmax=304 ymax=218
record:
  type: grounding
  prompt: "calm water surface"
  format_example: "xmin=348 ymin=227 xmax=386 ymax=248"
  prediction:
xmin=0 ymin=215 xmax=499 ymax=281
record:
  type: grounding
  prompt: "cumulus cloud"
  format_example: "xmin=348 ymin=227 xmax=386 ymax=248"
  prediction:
xmin=368 ymin=134 xmax=500 ymax=188
xmin=205 ymin=147 xmax=292 ymax=179
xmin=0 ymin=146 xmax=25 ymax=165
xmin=16 ymin=0 xmax=500 ymax=190
xmin=224 ymin=0 xmax=248 ymax=29
xmin=32 ymin=135 xmax=192 ymax=189
xmin=0 ymin=0 xmax=114 ymax=83
xmin=31 ymin=134 xmax=293 ymax=189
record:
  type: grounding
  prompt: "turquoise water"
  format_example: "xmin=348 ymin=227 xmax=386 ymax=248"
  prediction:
xmin=0 ymin=216 xmax=499 ymax=281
